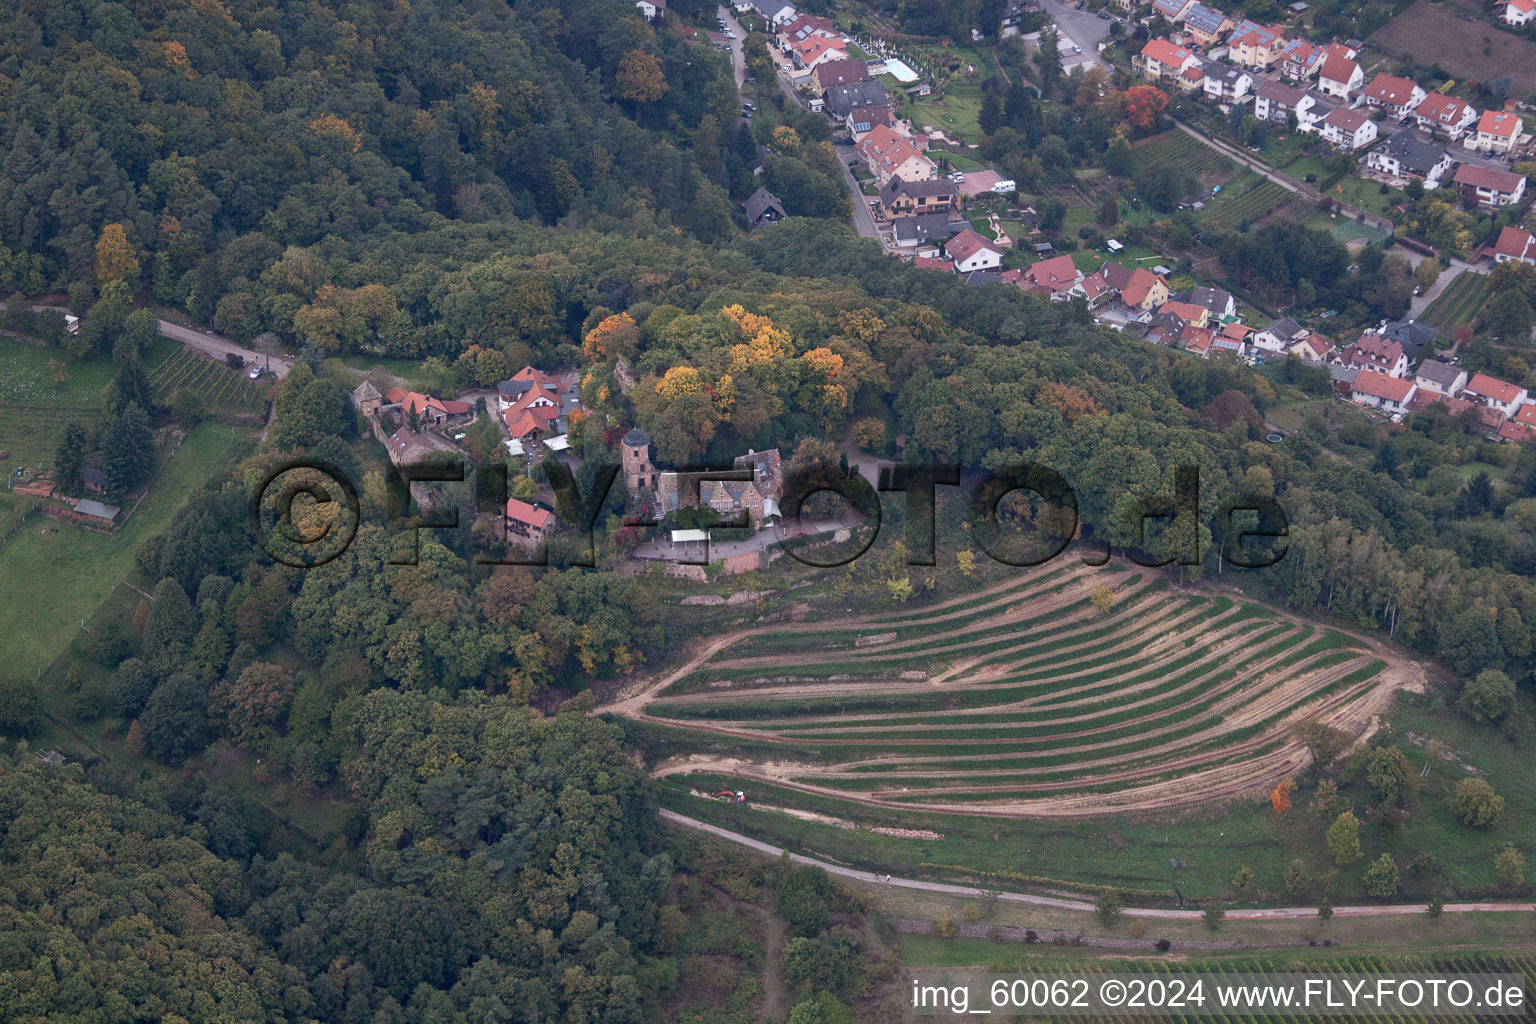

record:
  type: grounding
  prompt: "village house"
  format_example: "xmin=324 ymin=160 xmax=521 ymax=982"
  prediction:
xmin=1226 ymin=20 xmax=1287 ymax=68
xmin=1340 ymin=332 xmax=1410 ymax=377
xmin=1253 ymin=316 xmax=1307 ymax=354
xmin=742 ymin=186 xmax=787 ymax=227
xmin=891 ymin=211 xmax=971 ymax=249
xmin=1142 ymin=310 xmax=1188 ymax=345
xmin=879 ymin=177 xmax=959 ymax=216
xmin=742 ymin=0 xmax=797 ymax=24
xmin=1462 ymin=372 xmax=1529 ymax=419
xmin=1140 ymin=38 xmax=1201 ymax=82
xmin=1320 ymin=107 xmax=1377 ymax=150
xmin=1413 ymin=94 xmax=1478 ymax=140
xmin=1278 ymin=39 xmax=1325 ymax=81
xmin=1253 ymin=78 xmax=1312 ymax=122
xmin=1160 ymin=299 xmax=1210 ymax=328
xmin=1120 ymin=267 xmax=1171 ymax=311
xmin=791 ymin=35 xmax=848 ymax=70
xmin=635 ymin=0 xmax=665 ymax=22
xmin=1072 ymin=271 xmax=1115 ymax=307
xmin=385 ymin=426 xmax=459 ymax=469
xmin=945 ymin=229 xmax=1004 ymax=274
xmin=1288 ymin=332 xmax=1333 ymax=363
xmin=1184 ymin=4 xmax=1235 ymax=46
xmin=855 ymin=124 xmax=936 ymax=186
xmin=845 ymin=104 xmax=893 ymax=135
xmin=1175 ymin=285 xmax=1237 ymax=320
xmin=1474 ymin=110 xmax=1527 ymax=155
xmin=1181 ymin=324 xmax=1217 ymax=356
xmin=1365 ymin=132 xmax=1452 ymax=189
xmin=1379 ymin=319 xmax=1437 ymax=364
xmin=779 ymin=12 xmax=839 ymax=46
xmin=1203 ymin=64 xmax=1253 ymax=103
xmin=499 ymin=366 xmax=575 ymax=442
xmin=1501 ymin=0 xmax=1535 ymax=26
xmin=1413 ymin=359 xmax=1468 ymax=397
xmin=814 ymin=58 xmax=868 ymax=90
xmin=1179 ymin=62 xmax=1209 ymax=94
xmin=1349 ymin=370 xmax=1417 ymax=413
xmin=1494 ymin=225 xmax=1536 ymax=265
xmin=824 ymin=79 xmax=888 ymax=118
xmin=1152 ymin=0 xmax=1197 ymax=20
xmin=505 ymin=497 xmax=553 ymax=547
xmin=385 ymin=387 xmax=473 ymax=427
xmin=1363 ymin=73 xmax=1426 ymax=117
xmin=1020 ymin=253 xmax=1083 ymax=299
xmin=1316 ymin=50 xmax=1363 ymax=100
xmin=352 ymin=379 xmax=383 ymax=418
xmin=1452 ymin=164 xmax=1527 ymax=207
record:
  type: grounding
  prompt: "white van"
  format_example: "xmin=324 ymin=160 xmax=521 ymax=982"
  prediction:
xmin=990 ymin=179 xmax=1017 ymax=193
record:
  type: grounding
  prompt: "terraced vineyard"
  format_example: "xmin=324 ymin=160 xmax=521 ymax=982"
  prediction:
xmin=150 ymin=349 xmax=267 ymax=421
xmin=1200 ymin=179 xmax=1293 ymax=232
xmin=1134 ymin=130 xmax=1234 ymax=180
xmin=1420 ymin=271 xmax=1489 ymax=332
xmin=611 ymin=562 xmax=1409 ymax=818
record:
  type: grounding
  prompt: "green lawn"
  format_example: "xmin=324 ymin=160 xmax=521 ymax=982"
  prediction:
xmin=0 ymin=335 xmax=177 ymax=471
xmin=0 ymin=423 xmax=239 ymax=678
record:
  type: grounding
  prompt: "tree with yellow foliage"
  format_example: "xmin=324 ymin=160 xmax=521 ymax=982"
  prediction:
xmin=617 ymin=50 xmax=668 ymax=104
xmin=93 ymin=224 xmax=139 ymax=288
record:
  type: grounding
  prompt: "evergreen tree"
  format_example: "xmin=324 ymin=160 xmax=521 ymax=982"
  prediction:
xmin=53 ymin=422 xmax=90 ymax=495
xmin=979 ymin=91 xmax=1003 ymax=136
xmin=102 ymin=402 xmax=155 ymax=494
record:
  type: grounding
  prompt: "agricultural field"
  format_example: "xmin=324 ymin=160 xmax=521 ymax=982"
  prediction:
xmin=614 ymin=560 xmax=1402 ymax=819
xmin=150 ymin=348 xmax=268 ymax=421
xmin=1200 ymin=177 xmax=1296 ymax=233
xmin=1134 ymin=130 xmax=1235 ymax=184
xmin=1421 ymin=271 xmax=1490 ymax=332
xmin=1371 ymin=0 xmax=1536 ymax=98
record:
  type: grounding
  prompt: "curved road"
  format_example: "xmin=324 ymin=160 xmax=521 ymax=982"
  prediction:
xmin=662 ymin=809 xmax=1536 ymax=921
xmin=34 ymin=304 xmax=292 ymax=378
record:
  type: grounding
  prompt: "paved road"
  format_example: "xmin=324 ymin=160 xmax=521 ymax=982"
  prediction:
xmin=33 ymin=304 xmax=292 ymax=378
xmin=1409 ymin=257 xmax=1491 ymax=319
xmin=1040 ymin=0 xmax=1110 ymax=71
xmin=717 ymin=5 xmax=746 ymax=91
xmin=838 ymin=149 xmax=884 ymax=243
xmin=662 ymin=810 xmax=1536 ymax=920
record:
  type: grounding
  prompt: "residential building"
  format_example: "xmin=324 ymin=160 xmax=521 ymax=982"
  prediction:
xmin=1021 ymin=253 xmax=1083 ymax=299
xmin=1143 ymin=311 xmax=1188 ymax=345
xmin=1253 ymin=78 xmax=1312 ymax=122
xmin=1363 ymin=73 xmax=1425 ymax=116
xmin=845 ymin=104 xmax=893 ymax=134
xmin=1176 ymin=285 xmax=1237 ymax=320
xmin=385 ymin=387 xmax=472 ymax=427
xmin=1181 ymin=324 xmax=1217 ymax=355
xmin=1140 ymin=38 xmax=1200 ymax=81
xmin=506 ymin=498 xmax=553 ymax=547
xmin=744 ymin=0 xmax=797 ymax=24
xmin=1120 ymin=268 xmax=1171 ymax=310
xmin=826 ymin=79 xmax=890 ymax=118
xmin=1288 ymin=333 xmax=1333 ymax=362
xmin=1502 ymin=0 xmax=1535 ymax=25
xmin=1179 ymin=62 xmax=1208 ymax=93
xmin=1320 ymin=107 xmax=1377 ymax=150
xmin=1159 ymin=299 xmax=1210 ymax=328
xmin=879 ymin=177 xmax=959 ymax=216
xmin=1474 ymin=110 xmax=1526 ymax=155
xmin=1349 ymin=370 xmax=1417 ymax=412
xmin=1413 ymin=359 xmax=1467 ymax=397
xmin=945 ymin=229 xmax=1004 ymax=273
xmin=1226 ymin=20 xmax=1287 ymax=68
xmin=1365 ymin=132 xmax=1452 ymax=188
xmin=814 ymin=58 xmax=868 ymax=90
xmin=1253 ymin=315 xmax=1307 ymax=353
xmin=1340 ymin=332 xmax=1409 ymax=377
xmin=855 ymin=124 xmax=936 ymax=186
xmin=1278 ymin=39 xmax=1324 ymax=81
xmin=1316 ymin=51 xmax=1362 ymax=99
xmin=1184 ymin=4 xmax=1235 ymax=45
xmin=1462 ymin=372 xmax=1529 ymax=419
xmin=792 ymin=35 xmax=848 ymax=69
xmin=891 ymin=212 xmax=970 ymax=248
xmin=499 ymin=366 xmax=573 ymax=441
xmin=779 ymin=12 xmax=838 ymax=45
xmin=1413 ymin=94 xmax=1478 ymax=139
xmin=1202 ymin=63 xmax=1252 ymax=102
xmin=1152 ymin=0 xmax=1197 ymax=20
xmin=1379 ymin=320 xmax=1438 ymax=363
xmin=1073 ymin=271 xmax=1116 ymax=307
xmin=1452 ymin=164 xmax=1528 ymax=207
xmin=742 ymin=186 xmax=786 ymax=226
xmin=635 ymin=0 xmax=665 ymax=21
xmin=1495 ymin=225 xmax=1536 ymax=265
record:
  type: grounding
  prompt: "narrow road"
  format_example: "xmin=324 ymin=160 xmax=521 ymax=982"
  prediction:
xmin=33 ymin=304 xmax=293 ymax=378
xmin=662 ymin=809 xmax=1536 ymax=921
xmin=718 ymin=5 xmax=746 ymax=90
xmin=838 ymin=151 xmax=884 ymax=243
xmin=1172 ymin=120 xmax=1306 ymax=199
xmin=1408 ymin=258 xmax=1491 ymax=319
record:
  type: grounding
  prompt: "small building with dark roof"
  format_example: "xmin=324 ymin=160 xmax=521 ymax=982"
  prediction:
xmin=742 ymin=186 xmax=787 ymax=226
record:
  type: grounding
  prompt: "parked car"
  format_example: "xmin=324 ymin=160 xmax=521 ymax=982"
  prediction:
xmin=248 ymin=367 xmax=262 ymax=380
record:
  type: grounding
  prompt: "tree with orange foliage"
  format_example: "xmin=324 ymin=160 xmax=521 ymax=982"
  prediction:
xmin=583 ymin=312 xmax=639 ymax=363
xmin=1270 ymin=778 xmax=1294 ymax=814
xmin=1122 ymin=85 xmax=1169 ymax=133
xmin=617 ymin=50 xmax=668 ymax=104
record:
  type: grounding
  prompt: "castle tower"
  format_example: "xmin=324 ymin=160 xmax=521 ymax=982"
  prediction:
xmin=621 ymin=426 xmax=657 ymax=493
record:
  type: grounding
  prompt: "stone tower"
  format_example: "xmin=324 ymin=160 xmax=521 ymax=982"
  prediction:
xmin=621 ymin=426 xmax=657 ymax=493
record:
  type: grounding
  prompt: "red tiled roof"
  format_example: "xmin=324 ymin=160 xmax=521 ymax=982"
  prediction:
xmin=1506 ymin=0 xmax=1536 ymax=13
xmin=1141 ymin=38 xmax=1195 ymax=67
xmin=1023 ymin=253 xmax=1081 ymax=292
xmin=1351 ymin=370 xmax=1414 ymax=402
xmin=1319 ymin=52 xmax=1358 ymax=84
xmin=1478 ymin=110 xmax=1522 ymax=138
xmin=815 ymin=58 xmax=868 ymax=89
xmin=1495 ymin=226 xmax=1536 ymax=262
xmin=506 ymin=497 xmax=552 ymax=529
xmin=1365 ymin=73 xmax=1419 ymax=106
xmin=945 ymin=228 xmax=1002 ymax=263
xmin=1414 ymin=93 xmax=1475 ymax=127
xmin=912 ymin=255 xmax=954 ymax=271
xmin=1453 ymin=164 xmax=1525 ymax=193
xmin=1515 ymin=402 xmax=1536 ymax=427
xmin=1160 ymin=300 xmax=1208 ymax=321
xmin=1120 ymin=268 xmax=1165 ymax=307
xmin=1466 ymin=372 xmax=1525 ymax=404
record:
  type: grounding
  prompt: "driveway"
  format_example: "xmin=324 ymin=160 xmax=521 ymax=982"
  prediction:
xmin=1409 ymin=256 xmax=1490 ymax=318
xmin=1040 ymin=0 xmax=1111 ymax=70
xmin=661 ymin=810 xmax=1536 ymax=921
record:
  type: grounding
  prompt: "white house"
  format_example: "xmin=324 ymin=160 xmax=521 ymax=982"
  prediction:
xmin=1253 ymin=316 xmax=1306 ymax=354
xmin=1202 ymin=64 xmax=1253 ymax=102
xmin=1413 ymin=359 xmax=1468 ymax=397
xmin=1349 ymin=370 xmax=1417 ymax=413
xmin=1473 ymin=110 xmax=1526 ymax=155
xmin=1253 ymin=78 xmax=1312 ymax=122
xmin=1140 ymin=39 xmax=1201 ymax=81
xmin=1340 ymin=332 xmax=1409 ymax=378
xmin=635 ymin=0 xmax=665 ymax=21
xmin=1316 ymin=51 xmax=1362 ymax=100
xmin=944 ymin=229 xmax=1003 ymax=274
xmin=1320 ymin=107 xmax=1377 ymax=150
xmin=1495 ymin=226 xmax=1536 ymax=266
xmin=1363 ymin=73 xmax=1426 ymax=116
xmin=1501 ymin=0 xmax=1535 ymax=25
xmin=1413 ymin=94 xmax=1478 ymax=140
xmin=1365 ymin=132 xmax=1452 ymax=189
xmin=1463 ymin=372 xmax=1529 ymax=419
